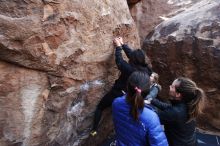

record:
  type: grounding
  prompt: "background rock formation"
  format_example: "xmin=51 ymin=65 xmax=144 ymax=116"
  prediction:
xmin=143 ymin=0 xmax=220 ymax=134
xmin=0 ymin=0 xmax=140 ymax=145
xmin=130 ymin=0 xmax=201 ymax=43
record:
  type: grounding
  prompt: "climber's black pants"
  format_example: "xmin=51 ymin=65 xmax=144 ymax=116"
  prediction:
xmin=92 ymin=88 xmax=124 ymax=131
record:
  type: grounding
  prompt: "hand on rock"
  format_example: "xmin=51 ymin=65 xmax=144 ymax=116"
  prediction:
xmin=113 ymin=37 xmax=121 ymax=47
xmin=118 ymin=37 xmax=124 ymax=45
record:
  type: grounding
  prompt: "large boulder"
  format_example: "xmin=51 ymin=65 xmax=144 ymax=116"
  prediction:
xmin=0 ymin=0 xmax=140 ymax=146
xmin=130 ymin=0 xmax=202 ymax=43
xmin=143 ymin=0 xmax=220 ymax=133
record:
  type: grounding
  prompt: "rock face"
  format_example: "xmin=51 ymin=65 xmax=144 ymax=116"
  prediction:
xmin=130 ymin=0 xmax=202 ymax=43
xmin=143 ymin=0 xmax=220 ymax=133
xmin=0 ymin=0 xmax=139 ymax=146
xmin=0 ymin=61 xmax=48 ymax=146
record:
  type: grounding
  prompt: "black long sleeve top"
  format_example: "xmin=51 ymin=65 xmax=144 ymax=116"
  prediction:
xmin=151 ymin=97 xmax=172 ymax=110
xmin=113 ymin=44 xmax=151 ymax=91
xmin=113 ymin=45 xmax=136 ymax=91
xmin=155 ymin=100 xmax=197 ymax=146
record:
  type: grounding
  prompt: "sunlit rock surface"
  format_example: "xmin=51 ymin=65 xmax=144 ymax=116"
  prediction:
xmin=130 ymin=0 xmax=201 ymax=43
xmin=0 ymin=0 xmax=139 ymax=145
xmin=143 ymin=0 xmax=220 ymax=133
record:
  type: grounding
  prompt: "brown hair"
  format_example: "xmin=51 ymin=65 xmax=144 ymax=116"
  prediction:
xmin=175 ymin=77 xmax=205 ymax=122
xmin=126 ymin=71 xmax=150 ymax=121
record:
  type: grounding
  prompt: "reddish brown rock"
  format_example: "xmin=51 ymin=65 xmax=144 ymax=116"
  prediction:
xmin=143 ymin=0 xmax=220 ymax=133
xmin=0 ymin=61 xmax=48 ymax=146
xmin=0 ymin=0 xmax=140 ymax=146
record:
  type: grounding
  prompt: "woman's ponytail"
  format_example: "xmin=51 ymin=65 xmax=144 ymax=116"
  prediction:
xmin=187 ymin=87 xmax=205 ymax=122
xmin=126 ymin=72 xmax=150 ymax=121
xmin=130 ymin=87 xmax=144 ymax=121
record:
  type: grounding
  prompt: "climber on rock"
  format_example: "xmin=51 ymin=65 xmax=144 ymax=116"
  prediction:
xmin=90 ymin=37 xmax=152 ymax=136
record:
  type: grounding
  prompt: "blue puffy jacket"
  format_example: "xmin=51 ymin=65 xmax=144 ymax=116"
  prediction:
xmin=112 ymin=95 xmax=168 ymax=146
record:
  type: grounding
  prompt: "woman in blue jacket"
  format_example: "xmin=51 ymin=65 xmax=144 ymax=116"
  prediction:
xmin=112 ymin=71 xmax=168 ymax=146
xmin=91 ymin=37 xmax=152 ymax=136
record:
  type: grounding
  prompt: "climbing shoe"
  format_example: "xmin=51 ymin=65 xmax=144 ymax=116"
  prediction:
xmin=90 ymin=130 xmax=97 ymax=136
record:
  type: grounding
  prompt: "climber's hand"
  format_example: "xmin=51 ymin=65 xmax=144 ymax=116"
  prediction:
xmin=113 ymin=38 xmax=121 ymax=47
xmin=118 ymin=37 xmax=124 ymax=45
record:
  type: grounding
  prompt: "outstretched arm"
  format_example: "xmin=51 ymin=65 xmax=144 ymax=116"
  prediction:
xmin=118 ymin=37 xmax=132 ymax=58
xmin=115 ymin=46 xmax=133 ymax=73
xmin=113 ymin=38 xmax=133 ymax=73
xmin=122 ymin=44 xmax=132 ymax=58
xmin=151 ymin=98 xmax=172 ymax=110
